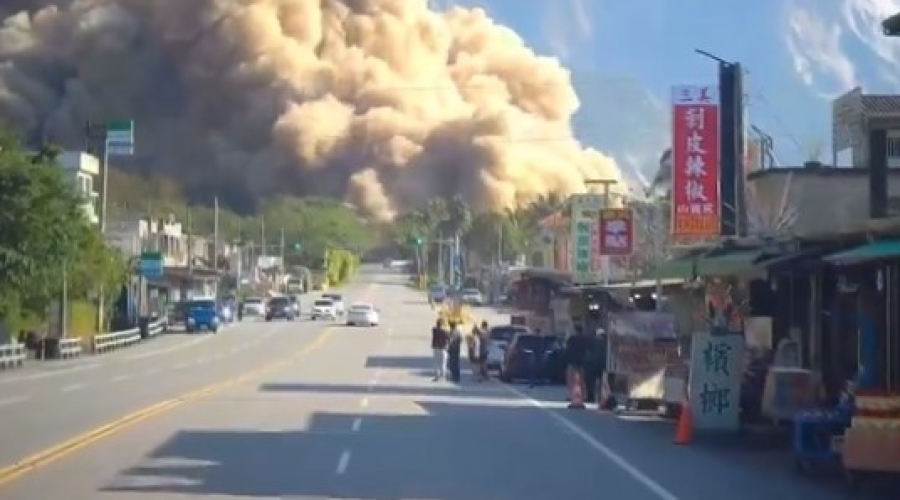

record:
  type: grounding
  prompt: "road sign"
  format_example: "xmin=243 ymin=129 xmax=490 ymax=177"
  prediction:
xmin=139 ymin=251 xmax=163 ymax=279
xmin=106 ymin=120 xmax=134 ymax=156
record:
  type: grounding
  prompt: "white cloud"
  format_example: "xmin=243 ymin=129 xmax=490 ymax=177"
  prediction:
xmin=542 ymin=0 xmax=595 ymax=63
xmin=784 ymin=2 xmax=859 ymax=97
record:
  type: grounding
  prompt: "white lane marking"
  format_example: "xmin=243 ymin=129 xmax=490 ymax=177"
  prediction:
xmin=335 ymin=450 xmax=351 ymax=475
xmin=194 ymin=357 xmax=209 ymax=365
xmin=0 ymin=396 xmax=27 ymax=407
xmin=173 ymin=362 xmax=190 ymax=370
xmin=351 ymin=418 xmax=362 ymax=432
xmin=0 ymin=363 xmax=101 ymax=384
xmin=60 ymin=383 xmax=85 ymax=393
xmin=359 ymin=397 xmax=369 ymax=408
xmin=144 ymin=368 xmax=160 ymax=376
xmin=503 ymin=385 xmax=680 ymax=500
xmin=122 ymin=334 xmax=212 ymax=361
xmin=112 ymin=374 xmax=131 ymax=382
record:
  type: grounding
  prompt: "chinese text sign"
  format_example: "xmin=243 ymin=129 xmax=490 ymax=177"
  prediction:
xmin=688 ymin=331 xmax=744 ymax=431
xmin=598 ymin=208 xmax=634 ymax=256
xmin=671 ymin=85 xmax=721 ymax=240
xmin=569 ymin=194 xmax=603 ymax=284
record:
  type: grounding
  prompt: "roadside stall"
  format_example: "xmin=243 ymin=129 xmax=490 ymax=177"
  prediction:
xmin=604 ymin=311 xmax=684 ymax=416
xmin=842 ymin=391 xmax=900 ymax=486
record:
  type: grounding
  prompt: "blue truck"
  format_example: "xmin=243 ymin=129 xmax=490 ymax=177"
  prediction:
xmin=185 ymin=298 xmax=220 ymax=333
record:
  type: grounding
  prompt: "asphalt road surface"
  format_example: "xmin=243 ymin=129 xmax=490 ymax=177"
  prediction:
xmin=0 ymin=268 xmax=879 ymax=499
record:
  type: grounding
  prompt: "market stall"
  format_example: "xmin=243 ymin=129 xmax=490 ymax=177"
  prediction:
xmin=842 ymin=391 xmax=900 ymax=486
xmin=604 ymin=311 xmax=683 ymax=415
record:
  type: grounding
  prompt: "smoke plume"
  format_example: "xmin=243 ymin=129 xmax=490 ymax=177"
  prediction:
xmin=0 ymin=0 xmax=622 ymax=220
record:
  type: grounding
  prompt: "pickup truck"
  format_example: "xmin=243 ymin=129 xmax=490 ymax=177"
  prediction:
xmin=186 ymin=299 xmax=220 ymax=333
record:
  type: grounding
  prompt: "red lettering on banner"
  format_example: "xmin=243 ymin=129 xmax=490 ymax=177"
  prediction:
xmin=671 ymin=85 xmax=721 ymax=238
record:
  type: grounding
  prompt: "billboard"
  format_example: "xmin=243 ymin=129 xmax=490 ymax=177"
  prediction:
xmin=671 ymin=84 xmax=721 ymax=240
xmin=569 ymin=194 xmax=604 ymax=284
xmin=598 ymin=208 xmax=634 ymax=256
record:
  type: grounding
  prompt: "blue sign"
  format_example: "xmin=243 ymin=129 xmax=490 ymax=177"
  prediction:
xmin=139 ymin=251 xmax=163 ymax=279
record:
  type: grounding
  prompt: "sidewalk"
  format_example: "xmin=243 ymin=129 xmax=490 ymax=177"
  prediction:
xmin=508 ymin=383 xmax=899 ymax=499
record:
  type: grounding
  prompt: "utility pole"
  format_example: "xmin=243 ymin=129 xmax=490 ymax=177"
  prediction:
xmin=213 ymin=196 xmax=220 ymax=297
xmin=260 ymin=216 xmax=267 ymax=257
xmin=186 ymin=206 xmax=194 ymax=300
xmin=585 ymin=179 xmax=617 ymax=285
xmin=279 ymin=227 xmax=286 ymax=293
xmin=437 ymin=232 xmax=445 ymax=284
xmin=85 ymin=122 xmax=109 ymax=332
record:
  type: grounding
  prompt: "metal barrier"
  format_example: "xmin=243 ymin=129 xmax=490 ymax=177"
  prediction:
xmin=58 ymin=338 xmax=83 ymax=359
xmin=0 ymin=343 xmax=26 ymax=369
xmin=92 ymin=318 xmax=167 ymax=353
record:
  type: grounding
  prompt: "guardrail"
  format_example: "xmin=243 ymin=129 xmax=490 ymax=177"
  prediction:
xmin=92 ymin=318 xmax=167 ymax=353
xmin=0 ymin=343 xmax=26 ymax=370
xmin=58 ymin=338 xmax=83 ymax=359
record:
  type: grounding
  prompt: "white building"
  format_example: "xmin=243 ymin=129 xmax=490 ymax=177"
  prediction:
xmin=56 ymin=151 xmax=100 ymax=224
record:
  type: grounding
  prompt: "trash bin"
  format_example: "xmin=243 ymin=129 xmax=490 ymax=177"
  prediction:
xmin=138 ymin=317 xmax=150 ymax=339
xmin=42 ymin=337 xmax=61 ymax=360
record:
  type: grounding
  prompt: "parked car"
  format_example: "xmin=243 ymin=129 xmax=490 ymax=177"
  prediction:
xmin=346 ymin=303 xmax=379 ymax=326
xmin=242 ymin=297 xmax=266 ymax=318
xmin=500 ymin=334 xmax=560 ymax=383
xmin=485 ymin=325 xmax=528 ymax=370
xmin=265 ymin=296 xmax=296 ymax=321
xmin=460 ymin=288 xmax=485 ymax=306
xmin=185 ymin=299 xmax=220 ymax=333
xmin=311 ymin=298 xmax=337 ymax=320
xmin=322 ymin=293 xmax=346 ymax=316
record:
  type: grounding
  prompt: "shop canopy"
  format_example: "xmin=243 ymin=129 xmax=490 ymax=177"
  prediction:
xmin=651 ymin=249 xmax=768 ymax=280
xmin=824 ymin=240 xmax=900 ymax=265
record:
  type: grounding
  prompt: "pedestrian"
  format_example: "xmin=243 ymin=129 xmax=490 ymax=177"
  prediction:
xmin=584 ymin=330 xmax=605 ymax=404
xmin=478 ymin=320 xmax=490 ymax=380
xmin=447 ymin=321 xmax=463 ymax=382
xmin=431 ymin=319 xmax=449 ymax=381
xmin=565 ymin=326 xmax=589 ymax=401
xmin=468 ymin=323 xmax=482 ymax=381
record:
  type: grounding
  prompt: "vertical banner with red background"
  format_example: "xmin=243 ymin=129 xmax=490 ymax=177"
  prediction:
xmin=671 ymin=85 xmax=721 ymax=240
xmin=598 ymin=208 xmax=634 ymax=256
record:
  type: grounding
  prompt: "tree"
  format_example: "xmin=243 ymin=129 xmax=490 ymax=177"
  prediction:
xmin=0 ymin=131 xmax=101 ymax=325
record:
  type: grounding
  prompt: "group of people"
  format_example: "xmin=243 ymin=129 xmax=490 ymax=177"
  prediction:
xmin=430 ymin=318 xmax=491 ymax=383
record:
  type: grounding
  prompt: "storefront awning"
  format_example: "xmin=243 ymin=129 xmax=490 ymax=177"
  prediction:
xmin=824 ymin=240 xmax=900 ymax=265
xmin=696 ymin=250 xmax=766 ymax=276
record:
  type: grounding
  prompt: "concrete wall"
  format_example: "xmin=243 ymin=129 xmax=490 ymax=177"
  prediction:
xmin=747 ymin=167 xmax=900 ymax=236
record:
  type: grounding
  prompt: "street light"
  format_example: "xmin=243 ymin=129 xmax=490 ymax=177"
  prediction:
xmin=883 ymin=12 xmax=900 ymax=36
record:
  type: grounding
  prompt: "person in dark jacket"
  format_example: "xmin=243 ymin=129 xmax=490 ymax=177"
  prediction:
xmin=584 ymin=331 xmax=607 ymax=403
xmin=446 ymin=321 xmax=463 ymax=382
xmin=565 ymin=327 xmax=589 ymax=401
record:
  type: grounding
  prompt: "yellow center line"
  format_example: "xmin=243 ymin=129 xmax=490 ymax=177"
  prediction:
xmin=0 ymin=327 xmax=334 ymax=486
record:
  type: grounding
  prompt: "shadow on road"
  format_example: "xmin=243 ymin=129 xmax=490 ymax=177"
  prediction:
xmin=258 ymin=381 xmax=520 ymax=400
xmin=364 ymin=355 xmax=431 ymax=370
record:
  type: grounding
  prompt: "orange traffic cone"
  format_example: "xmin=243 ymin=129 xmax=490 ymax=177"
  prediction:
xmin=568 ymin=369 xmax=586 ymax=409
xmin=597 ymin=374 xmax=612 ymax=411
xmin=673 ymin=393 xmax=693 ymax=445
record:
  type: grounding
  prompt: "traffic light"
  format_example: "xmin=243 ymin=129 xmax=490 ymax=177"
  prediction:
xmin=884 ymin=12 xmax=900 ymax=36
xmin=294 ymin=242 xmax=302 ymax=250
xmin=410 ymin=235 xmax=423 ymax=246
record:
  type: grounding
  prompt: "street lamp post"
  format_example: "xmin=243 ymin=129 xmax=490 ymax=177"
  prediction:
xmin=585 ymin=179 xmax=617 ymax=286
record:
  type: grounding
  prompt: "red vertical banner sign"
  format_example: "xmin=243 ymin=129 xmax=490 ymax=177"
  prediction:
xmin=671 ymin=84 xmax=721 ymax=240
xmin=598 ymin=208 xmax=634 ymax=256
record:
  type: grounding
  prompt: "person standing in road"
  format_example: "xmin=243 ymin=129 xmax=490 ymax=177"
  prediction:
xmin=565 ymin=326 xmax=589 ymax=400
xmin=468 ymin=323 xmax=483 ymax=381
xmin=431 ymin=319 xmax=449 ymax=381
xmin=478 ymin=321 xmax=490 ymax=381
xmin=447 ymin=321 xmax=463 ymax=382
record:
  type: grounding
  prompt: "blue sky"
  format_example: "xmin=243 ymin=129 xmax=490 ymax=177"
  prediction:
xmin=434 ymin=0 xmax=900 ymax=180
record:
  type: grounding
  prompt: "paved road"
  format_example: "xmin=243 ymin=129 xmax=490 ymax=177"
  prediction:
xmin=0 ymin=269 xmax=879 ymax=499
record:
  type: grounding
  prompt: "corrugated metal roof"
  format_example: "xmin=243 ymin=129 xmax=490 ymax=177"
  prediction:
xmin=862 ymin=95 xmax=900 ymax=115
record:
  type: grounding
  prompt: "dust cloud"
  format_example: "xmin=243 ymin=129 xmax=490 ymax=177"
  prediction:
xmin=0 ymin=0 xmax=623 ymax=220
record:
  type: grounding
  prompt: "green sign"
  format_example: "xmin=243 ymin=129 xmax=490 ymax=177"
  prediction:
xmin=569 ymin=194 xmax=603 ymax=284
xmin=139 ymin=251 xmax=163 ymax=278
xmin=106 ymin=120 xmax=134 ymax=156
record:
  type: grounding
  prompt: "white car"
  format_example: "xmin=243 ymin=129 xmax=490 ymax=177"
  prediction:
xmin=486 ymin=325 xmax=527 ymax=370
xmin=460 ymin=288 xmax=485 ymax=306
xmin=311 ymin=298 xmax=337 ymax=320
xmin=242 ymin=297 xmax=265 ymax=317
xmin=323 ymin=294 xmax=345 ymax=316
xmin=346 ymin=303 xmax=379 ymax=327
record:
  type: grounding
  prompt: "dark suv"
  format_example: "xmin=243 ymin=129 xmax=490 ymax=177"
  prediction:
xmin=265 ymin=296 xmax=296 ymax=321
